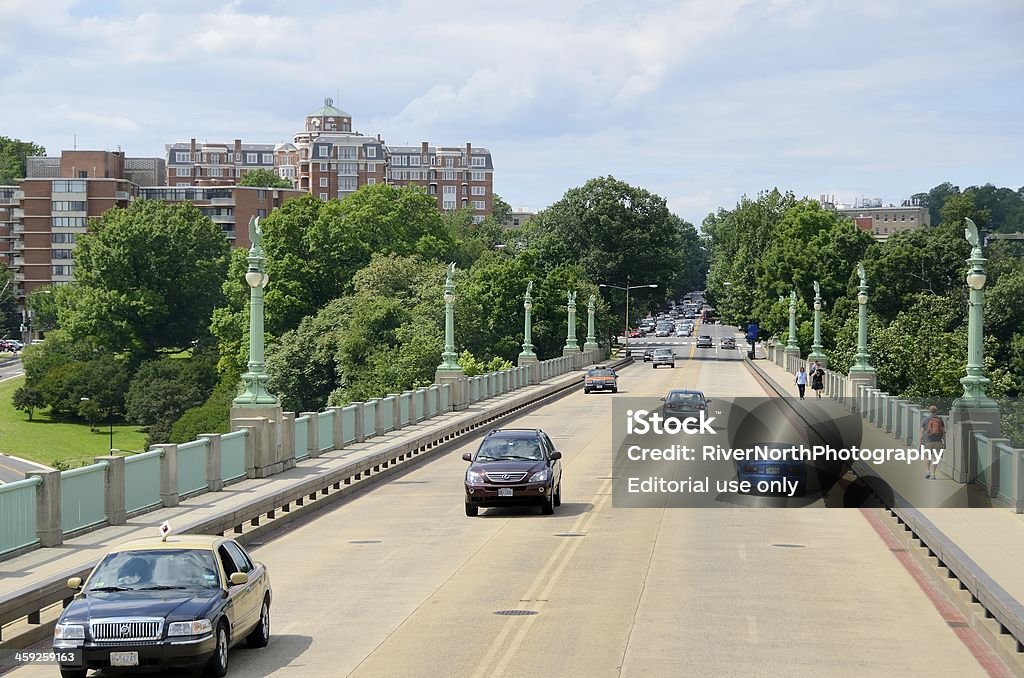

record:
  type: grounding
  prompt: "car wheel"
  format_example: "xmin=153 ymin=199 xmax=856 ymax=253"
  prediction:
xmin=247 ymin=597 xmax=271 ymax=648
xmin=541 ymin=493 xmax=555 ymax=515
xmin=60 ymin=669 xmax=87 ymax=678
xmin=612 ymin=387 xmax=618 ymax=393
xmin=554 ymin=481 xmax=562 ymax=506
xmin=465 ymin=502 xmax=479 ymax=517
xmin=203 ymin=622 xmax=229 ymax=677
xmin=584 ymin=387 xmax=590 ymax=394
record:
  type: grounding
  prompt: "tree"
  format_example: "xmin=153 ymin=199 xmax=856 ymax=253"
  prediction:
xmin=12 ymin=385 xmax=44 ymax=420
xmin=0 ymin=136 xmax=45 ymax=184
xmin=239 ymin=168 xmax=292 ymax=189
xmin=491 ymin=193 xmax=513 ymax=224
xmin=0 ymin=267 xmax=17 ymax=338
xmin=125 ymin=352 xmax=218 ymax=444
xmin=60 ymin=200 xmax=230 ymax=358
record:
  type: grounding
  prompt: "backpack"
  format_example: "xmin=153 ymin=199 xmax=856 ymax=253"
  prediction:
xmin=926 ymin=415 xmax=944 ymax=438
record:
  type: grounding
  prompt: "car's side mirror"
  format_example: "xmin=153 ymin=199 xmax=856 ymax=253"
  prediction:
xmin=550 ymin=451 xmax=562 ymax=460
xmin=229 ymin=572 xmax=249 ymax=586
xmin=67 ymin=577 xmax=82 ymax=590
xmin=706 ymin=399 xmax=713 ymax=404
xmin=659 ymin=397 xmax=665 ymax=401
xmin=462 ymin=452 xmax=473 ymax=462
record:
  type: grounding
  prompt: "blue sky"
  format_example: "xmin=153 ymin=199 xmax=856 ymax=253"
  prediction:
xmin=1 ymin=0 xmax=1022 ymax=225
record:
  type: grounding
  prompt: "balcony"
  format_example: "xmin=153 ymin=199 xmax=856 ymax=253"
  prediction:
xmin=209 ymin=214 xmax=234 ymax=224
xmin=210 ymin=197 xmax=234 ymax=205
xmin=13 ymin=256 xmax=24 ymax=266
xmin=13 ymin=241 xmax=24 ymax=251
xmin=13 ymin=223 xmax=23 ymax=233
xmin=14 ymin=190 xmax=24 ymax=201
xmin=14 ymin=272 xmax=24 ymax=281
xmin=12 ymin=208 xmax=24 ymax=219
xmin=115 ymin=191 xmax=131 ymax=201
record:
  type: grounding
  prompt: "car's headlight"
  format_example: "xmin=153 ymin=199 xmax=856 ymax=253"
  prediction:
xmin=54 ymin=623 xmax=86 ymax=641
xmin=466 ymin=470 xmax=486 ymax=484
xmin=167 ymin=619 xmax=213 ymax=637
xmin=529 ymin=468 xmax=551 ymax=482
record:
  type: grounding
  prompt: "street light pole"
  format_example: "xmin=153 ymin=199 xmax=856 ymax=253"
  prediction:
xmin=954 ymin=218 xmax=997 ymax=410
xmin=808 ymin=281 xmax=826 ymax=366
xmin=785 ymin=290 xmax=799 ymax=353
xmin=519 ymin=281 xmax=535 ymax=359
xmin=234 ymin=216 xmax=278 ymax=407
xmin=599 ymin=277 xmax=658 ymax=354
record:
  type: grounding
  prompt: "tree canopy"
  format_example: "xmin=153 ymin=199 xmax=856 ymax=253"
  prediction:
xmin=0 ymin=136 xmax=44 ymax=184
xmin=239 ymin=168 xmax=292 ymax=189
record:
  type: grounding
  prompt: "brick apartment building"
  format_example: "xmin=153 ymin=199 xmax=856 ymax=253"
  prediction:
xmin=819 ymin=195 xmax=931 ymax=242
xmin=167 ymin=98 xmax=496 ymax=222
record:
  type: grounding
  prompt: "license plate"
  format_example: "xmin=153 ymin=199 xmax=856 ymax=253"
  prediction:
xmin=110 ymin=652 xmax=139 ymax=667
xmin=498 ymin=488 xmax=513 ymax=497
xmin=763 ymin=466 xmax=780 ymax=474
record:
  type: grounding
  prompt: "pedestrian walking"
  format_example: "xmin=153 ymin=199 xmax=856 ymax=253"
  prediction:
xmin=920 ymin=405 xmax=946 ymax=479
xmin=795 ymin=367 xmax=807 ymax=400
xmin=810 ymin=361 xmax=825 ymax=399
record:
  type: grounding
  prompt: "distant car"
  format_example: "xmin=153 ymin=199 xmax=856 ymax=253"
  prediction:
xmin=655 ymin=329 xmax=671 ymax=338
xmin=721 ymin=337 xmax=736 ymax=349
xmin=696 ymin=335 xmax=713 ymax=348
xmin=463 ymin=428 xmax=563 ymax=516
xmin=583 ymin=367 xmax=618 ymax=394
xmin=652 ymin=348 xmax=675 ymax=368
xmin=54 ymin=534 xmax=272 ymax=678
xmin=661 ymin=389 xmax=710 ymax=419
xmin=675 ymin=327 xmax=688 ymax=337
xmin=734 ymin=442 xmax=808 ymax=496
xmin=643 ymin=349 xmax=654 ymax=362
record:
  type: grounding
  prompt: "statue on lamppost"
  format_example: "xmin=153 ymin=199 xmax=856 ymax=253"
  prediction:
xmin=583 ymin=293 xmax=599 ymax=350
xmin=519 ymin=281 xmax=536 ymax=359
xmin=785 ymin=289 xmax=799 ymax=353
xmin=849 ymin=262 xmax=875 ymax=375
xmin=437 ymin=262 xmax=460 ymax=371
xmin=234 ymin=216 xmax=278 ymax=407
xmin=953 ymin=218 xmax=997 ymax=410
xmin=564 ymin=290 xmax=579 ymax=351
xmin=808 ymin=280 xmax=827 ymax=366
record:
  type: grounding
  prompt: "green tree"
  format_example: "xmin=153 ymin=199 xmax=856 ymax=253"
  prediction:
xmin=491 ymin=193 xmax=513 ymax=224
xmin=0 ymin=136 xmax=45 ymax=184
xmin=0 ymin=267 xmax=17 ymax=338
xmin=60 ymin=200 xmax=229 ymax=358
xmin=239 ymin=168 xmax=292 ymax=189
xmin=12 ymin=385 xmax=44 ymax=420
xmin=125 ymin=352 xmax=218 ymax=444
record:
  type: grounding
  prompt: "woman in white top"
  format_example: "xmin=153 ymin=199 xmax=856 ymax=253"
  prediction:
xmin=795 ymin=367 xmax=807 ymax=400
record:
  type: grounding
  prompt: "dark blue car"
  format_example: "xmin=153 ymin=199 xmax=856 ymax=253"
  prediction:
xmin=734 ymin=442 xmax=808 ymax=496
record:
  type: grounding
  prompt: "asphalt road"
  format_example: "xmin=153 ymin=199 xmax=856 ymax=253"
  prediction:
xmin=0 ymin=355 xmax=24 ymax=383
xmin=6 ymin=324 xmax=1002 ymax=676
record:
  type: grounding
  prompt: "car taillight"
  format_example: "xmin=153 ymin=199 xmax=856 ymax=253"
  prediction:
xmin=743 ymin=464 xmax=757 ymax=473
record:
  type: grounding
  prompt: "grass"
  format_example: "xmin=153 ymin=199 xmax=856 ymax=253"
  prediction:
xmin=0 ymin=376 xmax=149 ymax=468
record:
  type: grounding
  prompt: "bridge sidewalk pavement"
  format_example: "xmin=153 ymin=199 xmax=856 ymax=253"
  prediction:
xmin=0 ymin=367 xmax=594 ymax=602
xmin=754 ymin=356 xmax=1024 ymax=611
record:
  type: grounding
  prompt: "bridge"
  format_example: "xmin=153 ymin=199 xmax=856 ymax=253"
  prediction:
xmin=2 ymin=312 xmax=1023 ymax=676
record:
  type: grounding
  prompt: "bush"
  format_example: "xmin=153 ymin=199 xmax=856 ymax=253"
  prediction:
xmin=169 ymin=370 xmax=238 ymax=444
xmin=12 ymin=384 xmax=44 ymax=420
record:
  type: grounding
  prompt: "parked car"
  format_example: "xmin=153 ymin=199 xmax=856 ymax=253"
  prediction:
xmin=583 ymin=367 xmax=618 ymax=394
xmin=696 ymin=335 xmax=713 ymax=348
xmin=463 ymin=429 xmax=563 ymax=516
xmin=660 ymin=389 xmax=710 ymax=419
xmin=652 ymin=348 xmax=675 ymax=368
xmin=54 ymin=533 xmax=272 ymax=678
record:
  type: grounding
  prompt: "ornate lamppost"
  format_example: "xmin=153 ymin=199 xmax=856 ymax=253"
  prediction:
xmin=953 ymin=218 xmax=997 ymax=411
xmin=437 ymin=262 xmax=460 ymax=371
xmin=518 ymin=281 xmax=536 ymax=360
xmin=234 ymin=217 xmax=278 ymax=407
xmin=583 ymin=294 xmax=599 ymax=350
xmin=808 ymin=280 xmax=826 ymax=366
xmin=563 ymin=290 xmax=579 ymax=351
xmin=849 ymin=263 xmax=875 ymax=376
xmin=784 ymin=290 xmax=799 ymax=355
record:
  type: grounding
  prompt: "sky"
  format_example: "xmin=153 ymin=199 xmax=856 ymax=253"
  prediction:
xmin=0 ymin=0 xmax=1022 ymax=226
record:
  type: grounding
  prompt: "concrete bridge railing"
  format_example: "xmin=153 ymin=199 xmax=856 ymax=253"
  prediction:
xmin=0 ymin=352 xmax=594 ymax=560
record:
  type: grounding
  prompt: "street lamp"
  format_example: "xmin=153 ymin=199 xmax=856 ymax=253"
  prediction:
xmin=437 ymin=262 xmax=460 ymax=371
xmin=234 ymin=217 xmax=278 ymax=407
xmin=808 ymin=281 xmax=826 ymax=365
xmin=850 ymin=262 xmax=875 ymax=375
xmin=598 ymin=277 xmax=658 ymax=352
xmin=954 ymin=218 xmax=997 ymax=410
xmin=519 ymin=281 xmax=535 ymax=359
xmin=785 ymin=290 xmax=799 ymax=353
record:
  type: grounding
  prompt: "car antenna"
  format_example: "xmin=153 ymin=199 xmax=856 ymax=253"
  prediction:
xmin=160 ymin=521 xmax=171 ymax=542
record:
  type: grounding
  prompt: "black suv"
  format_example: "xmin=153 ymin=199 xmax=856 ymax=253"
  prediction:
xmin=463 ymin=429 xmax=563 ymax=516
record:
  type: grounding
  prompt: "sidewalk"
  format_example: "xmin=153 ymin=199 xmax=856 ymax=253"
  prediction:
xmin=754 ymin=356 xmax=1024 ymax=611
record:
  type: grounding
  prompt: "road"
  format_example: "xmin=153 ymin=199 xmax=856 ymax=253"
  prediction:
xmin=0 ymin=355 xmax=24 ymax=383
xmin=0 ymin=356 xmax=49 ymax=484
xmin=7 ymin=323 xmax=1006 ymax=677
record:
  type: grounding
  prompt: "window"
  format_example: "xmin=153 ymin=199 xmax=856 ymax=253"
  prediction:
xmin=52 ymin=180 xmax=86 ymax=193
xmin=221 ymin=542 xmax=253 ymax=575
xmin=51 ymin=217 xmax=86 ymax=228
xmin=367 ymin=178 xmax=376 ymax=185
xmin=52 ymin=265 xmax=74 ymax=276
xmin=471 ymin=171 xmax=485 ymax=181
xmin=339 ymin=163 xmax=357 ymax=174
xmin=51 ymin=201 xmax=87 ymax=211
xmin=409 ymin=171 xmax=420 ymax=180
xmin=257 ymin=209 xmax=267 ymax=218
xmin=462 ymin=185 xmax=467 ymax=196
xmin=52 ymin=233 xmax=76 ymax=243
xmin=235 ymin=153 xmax=241 ymax=162
xmin=472 ymin=185 xmax=486 ymax=196
xmin=443 ymin=185 xmax=456 ymax=196
xmin=366 ymin=163 xmax=376 ymax=173
xmin=443 ymin=170 xmax=455 ymax=181
xmin=52 ymin=249 xmax=73 ymax=259
xmin=175 ymin=151 xmax=190 ymax=162
xmin=319 ymin=162 xmax=328 ymax=172
xmin=443 ymin=199 xmax=456 ymax=210
xmin=210 ymin=153 xmax=219 ymax=164
xmin=471 ymin=157 xmax=486 ymax=167
xmin=472 ymin=215 xmax=485 ymax=224
xmin=408 ymin=155 xmax=420 ymax=166
xmin=473 ymin=200 xmax=486 ymax=210
xmin=257 ymin=189 xmax=267 ymax=201
xmin=320 ymin=177 xmax=328 ymax=187
xmin=78 ymin=171 xmax=88 ymax=178
xmin=445 ymin=157 xmax=453 ymax=167
xmin=429 ymin=185 xmax=437 ymax=195
xmin=319 ymin=192 xmax=328 ymax=201
xmin=246 ymin=153 xmax=258 ymax=164
xmin=209 ymin=167 xmax=221 ymax=177
xmin=366 ymin=146 xmax=377 ymax=158
xmin=262 ymin=153 xmax=272 ymax=165
xmin=338 ymin=147 xmax=356 ymax=160
xmin=340 ymin=177 xmax=357 ymax=191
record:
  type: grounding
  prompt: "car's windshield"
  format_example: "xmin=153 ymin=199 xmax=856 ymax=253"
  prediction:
xmin=667 ymin=392 xmax=704 ymax=404
xmin=476 ymin=437 xmax=544 ymax=461
xmin=87 ymin=549 xmax=220 ymax=591
xmin=587 ymin=369 xmax=614 ymax=377
xmin=654 ymin=349 xmax=672 ymax=355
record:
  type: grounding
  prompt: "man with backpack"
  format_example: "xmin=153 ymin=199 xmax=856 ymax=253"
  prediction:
xmin=920 ymin=405 xmax=945 ymax=479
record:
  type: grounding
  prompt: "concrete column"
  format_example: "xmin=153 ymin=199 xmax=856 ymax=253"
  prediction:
xmin=368 ymin=398 xmax=383 ymax=436
xmin=428 ymin=386 xmax=441 ymax=415
xmin=518 ymin=354 xmax=539 ymax=384
xmin=353 ymin=402 xmax=366 ymax=443
xmin=233 ymin=417 xmax=277 ymax=478
xmin=980 ymin=438 xmax=1012 ymax=498
xmin=435 ymin=370 xmax=468 ymax=410
xmin=152 ymin=444 xmax=179 ymax=507
xmin=280 ymin=412 xmax=296 ymax=470
xmin=199 ymin=433 xmax=224 ymax=492
xmin=388 ymin=395 xmax=403 ymax=431
xmin=945 ymin=408 xmax=1001 ymax=484
xmin=30 ymin=470 xmax=62 ymax=547
xmin=301 ymin=412 xmax=320 ymax=458
xmin=1014 ymin=449 xmax=1024 ymax=514
xmin=93 ymin=455 xmax=126 ymax=526
xmin=330 ymin=406 xmax=345 ymax=450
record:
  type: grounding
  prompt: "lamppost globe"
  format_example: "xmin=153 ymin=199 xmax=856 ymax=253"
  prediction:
xmin=245 ymin=271 xmax=262 ymax=288
xmin=814 ymin=300 xmax=821 ymax=311
xmin=857 ymin=292 xmax=868 ymax=305
xmin=260 ymin=273 xmax=269 ymax=288
xmin=524 ymin=300 xmax=532 ymax=311
xmin=444 ymin=291 xmax=455 ymax=305
xmin=967 ymin=271 xmax=986 ymax=290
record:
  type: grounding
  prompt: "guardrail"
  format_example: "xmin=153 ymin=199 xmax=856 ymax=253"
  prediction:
xmin=0 ymin=352 xmax=628 ymax=652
